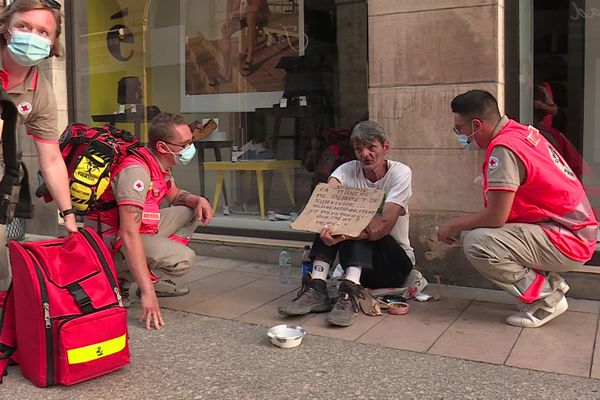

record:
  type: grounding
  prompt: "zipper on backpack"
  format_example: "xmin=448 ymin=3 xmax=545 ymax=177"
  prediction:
xmin=31 ymin=255 xmax=55 ymax=386
xmin=43 ymin=303 xmax=51 ymax=329
xmin=80 ymin=229 xmax=121 ymax=305
xmin=114 ymin=287 xmax=124 ymax=308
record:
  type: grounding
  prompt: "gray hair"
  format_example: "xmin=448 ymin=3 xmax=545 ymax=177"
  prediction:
xmin=351 ymin=120 xmax=388 ymax=146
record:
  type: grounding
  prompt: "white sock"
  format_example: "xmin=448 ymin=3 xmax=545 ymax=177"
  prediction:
xmin=344 ymin=266 xmax=362 ymax=284
xmin=311 ymin=260 xmax=330 ymax=281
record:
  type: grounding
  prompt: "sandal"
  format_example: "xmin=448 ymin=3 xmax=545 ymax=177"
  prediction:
xmin=241 ymin=62 xmax=253 ymax=76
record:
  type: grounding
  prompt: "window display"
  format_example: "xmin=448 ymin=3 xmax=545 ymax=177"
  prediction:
xmin=69 ymin=0 xmax=368 ymax=237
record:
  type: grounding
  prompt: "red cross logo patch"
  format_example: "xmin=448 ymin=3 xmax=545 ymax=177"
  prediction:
xmin=17 ymin=102 xmax=32 ymax=115
xmin=488 ymin=156 xmax=499 ymax=170
xmin=133 ymin=179 xmax=145 ymax=192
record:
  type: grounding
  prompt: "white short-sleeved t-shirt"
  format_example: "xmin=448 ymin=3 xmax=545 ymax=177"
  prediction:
xmin=331 ymin=160 xmax=415 ymax=265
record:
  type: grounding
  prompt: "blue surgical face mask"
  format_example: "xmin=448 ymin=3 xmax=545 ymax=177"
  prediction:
xmin=176 ymin=144 xmax=196 ymax=165
xmin=456 ymin=123 xmax=481 ymax=151
xmin=456 ymin=134 xmax=470 ymax=149
xmin=7 ymin=30 xmax=52 ymax=67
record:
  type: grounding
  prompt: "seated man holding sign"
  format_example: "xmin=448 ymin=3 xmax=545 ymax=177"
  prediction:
xmin=279 ymin=120 xmax=414 ymax=327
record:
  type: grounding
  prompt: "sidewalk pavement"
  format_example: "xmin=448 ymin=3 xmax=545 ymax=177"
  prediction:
xmin=3 ymin=256 xmax=600 ymax=399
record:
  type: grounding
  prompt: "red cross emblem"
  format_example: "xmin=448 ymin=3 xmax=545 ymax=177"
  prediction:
xmin=133 ymin=179 xmax=145 ymax=191
xmin=488 ymin=156 xmax=499 ymax=170
xmin=17 ymin=102 xmax=32 ymax=114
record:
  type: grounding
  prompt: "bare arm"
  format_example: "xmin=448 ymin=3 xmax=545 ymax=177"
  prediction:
xmin=365 ymin=202 xmax=405 ymax=241
xmin=438 ymin=190 xmax=515 ymax=244
xmin=165 ymin=186 xmax=213 ymax=225
xmin=118 ymin=204 xmax=164 ymax=330
xmin=35 ymin=141 xmax=77 ymax=233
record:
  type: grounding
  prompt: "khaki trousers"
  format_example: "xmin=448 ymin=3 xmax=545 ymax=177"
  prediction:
xmin=90 ymin=206 xmax=200 ymax=284
xmin=462 ymin=223 xmax=583 ymax=305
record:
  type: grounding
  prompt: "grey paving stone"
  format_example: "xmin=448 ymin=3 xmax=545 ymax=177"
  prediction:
xmin=2 ymin=308 xmax=599 ymax=399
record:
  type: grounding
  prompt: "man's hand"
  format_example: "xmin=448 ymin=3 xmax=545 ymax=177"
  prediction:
xmin=139 ymin=288 xmax=164 ymax=330
xmin=365 ymin=216 xmax=386 ymax=240
xmin=437 ymin=222 xmax=460 ymax=245
xmin=320 ymin=227 xmax=347 ymax=246
xmin=170 ymin=189 xmax=213 ymax=225
xmin=193 ymin=196 xmax=213 ymax=225
xmin=437 ymin=190 xmax=515 ymax=245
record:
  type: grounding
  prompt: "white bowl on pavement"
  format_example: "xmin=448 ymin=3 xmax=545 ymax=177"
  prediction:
xmin=267 ymin=325 xmax=306 ymax=348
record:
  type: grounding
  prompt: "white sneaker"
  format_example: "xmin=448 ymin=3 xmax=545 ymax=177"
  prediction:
xmin=506 ymin=292 xmax=568 ymax=328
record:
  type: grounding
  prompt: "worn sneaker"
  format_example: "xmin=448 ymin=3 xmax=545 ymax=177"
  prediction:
xmin=118 ymin=279 xmax=133 ymax=308
xmin=327 ymin=280 xmax=364 ymax=327
xmin=278 ymin=277 xmax=332 ymax=315
xmin=119 ymin=286 xmax=133 ymax=308
xmin=136 ymin=278 xmax=189 ymax=298
xmin=506 ymin=290 xmax=568 ymax=328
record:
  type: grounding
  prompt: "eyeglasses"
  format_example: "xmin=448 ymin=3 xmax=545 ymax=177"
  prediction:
xmin=162 ymin=140 xmax=193 ymax=150
xmin=42 ymin=0 xmax=61 ymax=10
xmin=452 ymin=120 xmax=472 ymax=135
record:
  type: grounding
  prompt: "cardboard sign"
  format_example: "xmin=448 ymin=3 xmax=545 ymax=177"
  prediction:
xmin=290 ymin=183 xmax=385 ymax=237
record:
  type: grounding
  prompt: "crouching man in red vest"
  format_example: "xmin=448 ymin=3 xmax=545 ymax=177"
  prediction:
xmin=86 ymin=113 xmax=213 ymax=329
xmin=439 ymin=90 xmax=598 ymax=328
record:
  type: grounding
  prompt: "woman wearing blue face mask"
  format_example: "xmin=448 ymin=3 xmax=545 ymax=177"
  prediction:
xmin=0 ymin=0 xmax=77 ymax=294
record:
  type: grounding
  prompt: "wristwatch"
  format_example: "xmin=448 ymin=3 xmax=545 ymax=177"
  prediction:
xmin=59 ymin=208 xmax=76 ymax=218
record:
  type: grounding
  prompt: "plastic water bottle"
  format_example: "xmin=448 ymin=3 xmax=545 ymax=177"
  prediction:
xmin=278 ymin=247 xmax=292 ymax=283
xmin=300 ymin=245 xmax=312 ymax=279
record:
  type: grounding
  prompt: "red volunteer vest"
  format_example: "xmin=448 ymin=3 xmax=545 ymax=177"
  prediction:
xmin=483 ymin=119 xmax=598 ymax=262
xmin=89 ymin=147 xmax=172 ymax=234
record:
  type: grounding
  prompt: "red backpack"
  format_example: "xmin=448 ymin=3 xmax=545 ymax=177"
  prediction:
xmin=36 ymin=123 xmax=140 ymax=214
xmin=0 ymin=228 xmax=130 ymax=387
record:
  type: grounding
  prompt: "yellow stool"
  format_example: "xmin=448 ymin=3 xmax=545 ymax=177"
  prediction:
xmin=203 ymin=160 xmax=302 ymax=219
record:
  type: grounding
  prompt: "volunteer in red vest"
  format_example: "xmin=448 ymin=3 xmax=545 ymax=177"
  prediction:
xmin=438 ymin=90 xmax=598 ymax=328
xmin=86 ymin=113 xmax=213 ymax=330
xmin=0 ymin=0 xmax=77 ymax=295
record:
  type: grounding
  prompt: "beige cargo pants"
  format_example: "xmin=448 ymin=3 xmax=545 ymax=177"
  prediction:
xmin=461 ymin=223 xmax=583 ymax=305
xmin=89 ymin=205 xmax=200 ymax=284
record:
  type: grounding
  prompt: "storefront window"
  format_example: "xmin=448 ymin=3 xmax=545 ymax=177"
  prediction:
xmin=528 ymin=0 xmax=600 ymax=258
xmin=69 ymin=0 xmax=368 ymax=238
